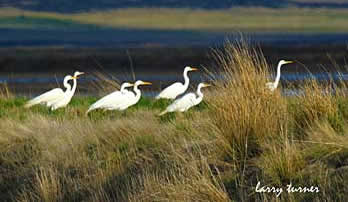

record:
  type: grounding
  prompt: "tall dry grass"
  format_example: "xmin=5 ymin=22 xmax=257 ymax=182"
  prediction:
xmin=0 ymin=82 xmax=13 ymax=99
xmin=0 ymin=109 xmax=225 ymax=202
xmin=207 ymin=40 xmax=348 ymax=201
xmin=208 ymin=41 xmax=289 ymax=198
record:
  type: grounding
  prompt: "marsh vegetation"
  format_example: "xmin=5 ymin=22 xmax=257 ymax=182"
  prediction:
xmin=1 ymin=42 xmax=348 ymax=201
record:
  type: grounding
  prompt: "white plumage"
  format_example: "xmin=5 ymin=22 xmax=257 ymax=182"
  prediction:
xmin=156 ymin=66 xmax=198 ymax=99
xmin=25 ymin=71 xmax=84 ymax=110
xmin=25 ymin=88 xmax=66 ymax=109
xmin=87 ymin=80 xmax=151 ymax=113
xmin=266 ymin=60 xmax=293 ymax=91
xmin=116 ymin=80 xmax=152 ymax=110
xmin=50 ymin=71 xmax=84 ymax=110
xmin=159 ymin=82 xmax=210 ymax=115
xmin=86 ymin=82 xmax=134 ymax=113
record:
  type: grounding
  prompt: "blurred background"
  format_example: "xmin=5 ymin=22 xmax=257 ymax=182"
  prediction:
xmin=0 ymin=0 xmax=348 ymax=96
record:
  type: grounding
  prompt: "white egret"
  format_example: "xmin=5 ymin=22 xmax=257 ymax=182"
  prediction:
xmin=159 ymin=82 xmax=211 ymax=116
xmin=50 ymin=71 xmax=84 ymax=110
xmin=116 ymin=80 xmax=152 ymax=110
xmin=24 ymin=71 xmax=84 ymax=110
xmin=266 ymin=60 xmax=293 ymax=91
xmin=86 ymin=82 xmax=134 ymax=113
xmin=156 ymin=66 xmax=198 ymax=99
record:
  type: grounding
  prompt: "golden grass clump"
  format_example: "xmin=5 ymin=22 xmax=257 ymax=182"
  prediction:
xmin=0 ymin=107 xmax=225 ymax=201
xmin=304 ymin=121 xmax=348 ymax=163
xmin=290 ymin=79 xmax=342 ymax=135
xmin=208 ymin=41 xmax=289 ymax=164
xmin=257 ymin=140 xmax=306 ymax=185
xmin=129 ymin=155 xmax=229 ymax=202
xmin=0 ymin=82 xmax=13 ymax=99
xmin=33 ymin=167 xmax=63 ymax=202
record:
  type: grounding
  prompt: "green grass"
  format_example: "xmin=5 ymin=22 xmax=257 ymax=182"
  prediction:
xmin=1 ymin=7 xmax=348 ymax=33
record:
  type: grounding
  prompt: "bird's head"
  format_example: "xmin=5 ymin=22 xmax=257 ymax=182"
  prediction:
xmin=72 ymin=71 xmax=85 ymax=79
xmin=185 ymin=66 xmax=199 ymax=72
xmin=64 ymin=75 xmax=74 ymax=81
xmin=135 ymin=80 xmax=152 ymax=86
xmin=121 ymin=82 xmax=134 ymax=88
xmin=279 ymin=60 xmax=294 ymax=66
xmin=200 ymin=82 xmax=211 ymax=88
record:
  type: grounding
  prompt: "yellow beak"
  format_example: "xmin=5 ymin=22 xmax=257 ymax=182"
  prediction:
xmin=203 ymin=83 xmax=211 ymax=87
xmin=142 ymin=82 xmax=152 ymax=85
xmin=190 ymin=67 xmax=199 ymax=71
xmin=285 ymin=61 xmax=294 ymax=64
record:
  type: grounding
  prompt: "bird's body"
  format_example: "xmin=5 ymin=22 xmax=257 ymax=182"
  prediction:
xmin=159 ymin=83 xmax=210 ymax=116
xmin=25 ymin=76 xmax=72 ymax=109
xmin=156 ymin=66 xmax=198 ymax=100
xmin=86 ymin=82 xmax=134 ymax=113
xmin=167 ymin=93 xmax=199 ymax=112
xmin=25 ymin=88 xmax=65 ymax=109
xmin=266 ymin=60 xmax=293 ymax=91
xmin=24 ymin=71 xmax=84 ymax=110
xmin=117 ymin=80 xmax=152 ymax=110
xmin=86 ymin=80 xmax=151 ymax=113
xmin=50 ymin=71 xmax=84 ymax=110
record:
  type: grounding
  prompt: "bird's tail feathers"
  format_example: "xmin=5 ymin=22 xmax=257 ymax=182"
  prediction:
xmin=24 ymin=100 xmax=36 ymax=108
xmin=158 ymin=109 xmax=168 ymax=116
xmin=86 ymin=107 xmax=94 ymax=115
xmin=24 ymin=103 xmax=32 ymax=108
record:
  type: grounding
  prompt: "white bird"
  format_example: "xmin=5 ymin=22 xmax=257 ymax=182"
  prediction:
xmin=159 ymin=82 xmax=211 ymax=116
xmin=116 ymin=80 xmax=152 ymax=110
xmin=156 ymin=66 xmax=198 ymax=99
xmin=86 ymin=82 xmax=134 ymax=113
xmin=49 ymin=71 xmax=84 ymax=110
xmin=24 ymin=71 xmax=84 ymax=109
xmin=266 ymin=60 xmax=293 ymax=91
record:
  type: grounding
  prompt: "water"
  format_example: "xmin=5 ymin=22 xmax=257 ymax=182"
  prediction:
xmin=2 ymin=71 xmax=348 ymax=97
xmin=2 ymin=28 xmax=348 ymax=96
xmin=2 ymin=72 xmax=347 ymax=84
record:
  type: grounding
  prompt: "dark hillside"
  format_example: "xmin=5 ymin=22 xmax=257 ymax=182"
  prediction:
xmin=2 ymin=0 xmax=348 ymax=12
xmin=1 ymin=0 xmax=287 ymax=12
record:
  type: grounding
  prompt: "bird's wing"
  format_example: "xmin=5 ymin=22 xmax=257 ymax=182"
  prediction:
xmin=88 ymin=91 xmax=123 ymax=111
xmin=124 ymin=91 xmax=136 ymax=99
xmin=156 ymin=82 xmax=184 ymax=99
xmin=167 ymin=93 xmax=196 ymax=112
xmin=25 ymin=88 xmax=64 ymax=108
xmin=116 ymin=91 xmax=136 ymax=110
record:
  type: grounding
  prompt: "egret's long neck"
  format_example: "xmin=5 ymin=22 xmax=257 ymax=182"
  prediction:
xmin=196 ymin=85 xmax=203 ymax=99
xmin=120 ymin=84 xmax=126 ymax=92
xmin=195 ymin=85 xmax=204 ymax=105
xmin=183 ymin=69 xmax=190 ymax=89
xmin=274 ymin=62 xmax=283 ymax=87
xmin=133 ymin=84 xmax=141 ymax=101
xmin=70 ymin=78 xmax=77 ymax=95
xmin=63 ymin=79 xmax=71 ymax=93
